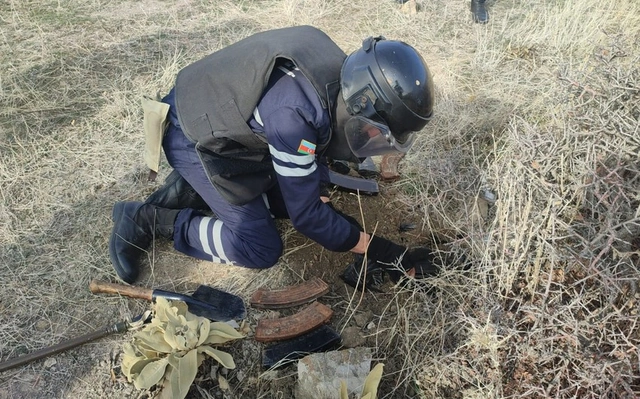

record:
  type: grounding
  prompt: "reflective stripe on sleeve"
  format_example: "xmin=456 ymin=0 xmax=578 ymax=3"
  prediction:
xmin=269 ymin=144 xmax=317 ymax=177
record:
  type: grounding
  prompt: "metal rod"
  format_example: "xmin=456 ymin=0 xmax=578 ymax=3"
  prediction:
xmin=0 ymin=320 xmax=128 ymax=373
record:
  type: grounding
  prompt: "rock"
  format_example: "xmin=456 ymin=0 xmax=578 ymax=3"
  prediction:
xmin=296 ymin=348 xmax=372 ymax=399
xmin=380 ymin=153 xmax=405 ymax=180
xmin=218 ymin=374 xmax=230 ymax=391
xmin=35 ymin=320 xmax=49 ymax=332
xmin=400 ymin=0 xmax=418 ymax=15
xmin=341 ymin=326 xmax=365 ymax=348
xmin=43 ymin=358 xmax=57 ymax=368
xmin=354 ymin=310 xmax=373 ymax=327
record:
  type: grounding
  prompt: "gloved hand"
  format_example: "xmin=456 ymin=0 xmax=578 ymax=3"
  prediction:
xmin=366 ymin=236 xmax=438 ymax=282
xmin=340 ymin=254 xmax=386 ymax=291
xmin=390 ymin=246 xmax=438 ymax=281
xmin=366 ymin=235 xmax=406 ymax=265
xmin=341 ymin=237 xmax=439 ymax=290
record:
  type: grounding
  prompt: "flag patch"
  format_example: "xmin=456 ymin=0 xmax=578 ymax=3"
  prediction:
xmin=297 ymin=139 xmax=316 ymax=155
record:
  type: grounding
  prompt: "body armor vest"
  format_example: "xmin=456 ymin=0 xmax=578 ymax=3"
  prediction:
xmin=172 ymin=26 xmax=346 ymax=205
xmin=175 ymin=25 xmax=346 ymax=159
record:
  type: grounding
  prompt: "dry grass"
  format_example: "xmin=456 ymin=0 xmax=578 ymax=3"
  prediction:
xmin=393 ymin=0 xmax=640 ymax=398
xmin=1 ymin=0 xmax=639 ymax=398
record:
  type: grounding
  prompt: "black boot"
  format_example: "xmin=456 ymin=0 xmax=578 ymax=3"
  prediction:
xmin=109 ymin=201 xmax=180 ymax=283
xmin=471 ymin=0 xmax=489 ymax=24
xmin=145 ymin=169 xmax=209 ymax=211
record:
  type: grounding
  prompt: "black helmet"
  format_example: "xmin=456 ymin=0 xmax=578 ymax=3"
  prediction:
xmin=339 ymin=36 xmax=434 ymax=158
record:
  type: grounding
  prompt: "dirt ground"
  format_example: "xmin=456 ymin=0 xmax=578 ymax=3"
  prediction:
xmin=228 ymin=182 xmax=437 ymax=399
xmin=1 ymin=173 xmax=441 ymax=399
xmin=5 ymin=1 xmax=638 ymax=397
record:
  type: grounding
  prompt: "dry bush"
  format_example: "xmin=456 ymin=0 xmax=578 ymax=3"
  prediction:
xmin=393 ymin=1 xmax=640 ymax=398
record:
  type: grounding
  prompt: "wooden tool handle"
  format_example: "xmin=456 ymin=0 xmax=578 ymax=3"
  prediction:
xmin=89 ymin=280 xmax=154 ymax=301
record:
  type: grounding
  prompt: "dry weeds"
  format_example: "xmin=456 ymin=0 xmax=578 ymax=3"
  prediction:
xmin=1 ymin=0 xmax=639 ymax=398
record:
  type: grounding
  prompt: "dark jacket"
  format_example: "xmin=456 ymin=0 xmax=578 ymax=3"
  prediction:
xmin=173 ymin=26 xmax=346 ymax=204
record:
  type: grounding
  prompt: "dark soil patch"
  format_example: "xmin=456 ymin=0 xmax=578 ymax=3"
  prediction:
xmin=219 ymin=182 xmax=435 ymax=399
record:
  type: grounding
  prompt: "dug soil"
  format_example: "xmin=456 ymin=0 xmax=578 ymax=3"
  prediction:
xmin=193 ymin=181 xmax=436 ymax=399
xmin=2 ymin=178 xmax=438 ymax=399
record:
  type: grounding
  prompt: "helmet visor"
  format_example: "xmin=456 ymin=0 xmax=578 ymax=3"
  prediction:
xmin=344 ymin=116 xmax=416 ymax=158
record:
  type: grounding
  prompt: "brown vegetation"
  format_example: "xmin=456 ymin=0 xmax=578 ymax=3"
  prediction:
xmin=1 ymin=0 xmax=639 ymax=398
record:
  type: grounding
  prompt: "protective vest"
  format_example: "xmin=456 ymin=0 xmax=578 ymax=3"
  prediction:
xmin=173 ymin=26 xmax=346 ymax=205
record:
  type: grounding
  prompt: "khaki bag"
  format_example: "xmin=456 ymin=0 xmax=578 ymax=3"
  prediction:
xmin=142 ymin=95 xmax=170 ymax=181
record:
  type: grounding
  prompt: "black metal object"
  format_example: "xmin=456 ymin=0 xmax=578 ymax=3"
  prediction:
xmin=191 ymin=285 xmax=246 ymax=321
xmin=262 ymin=325 xmax=341 ymax=368
xmin=328 ymin=170 xmax=379 ymax=195
xmin=0 ymin=314 xmax=150 ymax=373
xmin=89 ymin=280 xmax=246 ymax=322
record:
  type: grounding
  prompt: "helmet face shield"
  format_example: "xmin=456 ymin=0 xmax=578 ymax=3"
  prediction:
xmin=339 ymin=36 xmax=434 ymax=159
xmin=344 ymin=116 xmax=415 ymax=158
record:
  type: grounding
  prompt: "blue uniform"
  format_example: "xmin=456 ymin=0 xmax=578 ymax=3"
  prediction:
xmin=162 ymin=63 xmax=360 ymax=269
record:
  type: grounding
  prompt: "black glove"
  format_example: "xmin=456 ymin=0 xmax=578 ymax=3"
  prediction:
xmin=367 ymin=236 xmax=438 ymax=282
xmin=339 ymin=235 xmax=401 ymax=291
xmin=341 ymin=239 xmax=439 ymax=290
xmin=396 ymin=247 xmax=438 ymax=280
xmin=366 ymin=236 xmax=407 ymax=266
xmin=340 ymin=254 xmax=386 ymax=291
